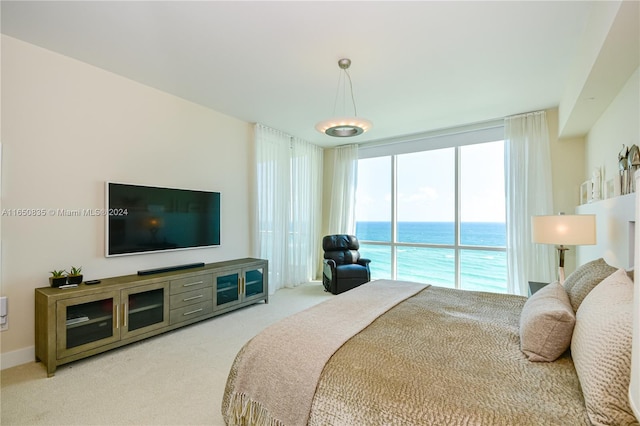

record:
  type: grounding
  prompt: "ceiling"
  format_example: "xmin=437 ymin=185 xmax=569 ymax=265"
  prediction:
xmin=1 ymin=1 xmax=597 ymax=147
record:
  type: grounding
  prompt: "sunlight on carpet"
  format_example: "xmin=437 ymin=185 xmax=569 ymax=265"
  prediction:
xmin=1 ymin=281 xmax=331 ymax=426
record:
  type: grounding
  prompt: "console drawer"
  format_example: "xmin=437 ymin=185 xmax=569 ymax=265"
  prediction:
xmin=170 ymin=300 xmax=214 ymax=325
xmin=170 ymin=287 xmax=213 ymax=309
xmin=170 ymin=274 xmax=213 ymax=295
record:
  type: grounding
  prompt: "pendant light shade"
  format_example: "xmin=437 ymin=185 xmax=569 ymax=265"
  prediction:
xmin=316 ymin=58 xmax=372 ymax=137
xmin=315 ymin=116 xmax=373 ymax=137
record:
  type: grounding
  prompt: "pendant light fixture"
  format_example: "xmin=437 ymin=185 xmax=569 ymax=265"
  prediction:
xmin=315 ymin=58 xmax=373 ymax=137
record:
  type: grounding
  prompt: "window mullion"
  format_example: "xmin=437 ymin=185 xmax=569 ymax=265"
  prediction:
xmin=391 ymin=155 xmax=398 ymax=280
xmin=455 ymin=146 xmax=461 ymax=289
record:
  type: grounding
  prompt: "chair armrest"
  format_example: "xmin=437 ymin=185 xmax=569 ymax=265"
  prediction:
xmin=358 ymin=258 xmax=371 ymax=267
xmin=323 ymin=259 xmax=336 ymax=279
xmin=324 ymin=259 xmax=337 ymax=268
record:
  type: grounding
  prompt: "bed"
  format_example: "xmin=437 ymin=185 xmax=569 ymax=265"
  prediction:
xmin=222 ymin=260 xmax=638 ymax=426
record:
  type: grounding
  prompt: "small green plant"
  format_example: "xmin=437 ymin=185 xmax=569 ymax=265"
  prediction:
xmin=49 ymin=269 xmax=68 ymax=287
xmin=68 ymin=266 xmax=82 ymax=276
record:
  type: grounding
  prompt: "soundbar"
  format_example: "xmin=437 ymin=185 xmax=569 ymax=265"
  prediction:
xmin=137 ymin=262 xmax=205 ymax=276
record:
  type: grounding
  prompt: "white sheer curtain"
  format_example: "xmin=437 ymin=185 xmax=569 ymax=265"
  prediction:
xmin=324 ymin=144 xmax=358 ymax=235
xmin=253 ymin=124 xmax=323 ymax=294
xmin=505 ymin=111 xmax=555 ymax=295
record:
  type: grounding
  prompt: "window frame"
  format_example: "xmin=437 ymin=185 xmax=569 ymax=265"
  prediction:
xmin=356 ymin=123 xmax=506 ymax=291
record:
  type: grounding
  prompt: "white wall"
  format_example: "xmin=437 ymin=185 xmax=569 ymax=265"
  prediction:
xmin=547 ymin=108 xmax=586 ymax=275
xmin=576 ymin=192 xmax=635 ymax=269
xmin=631 ymin=170 xmax=640 ymax=420
xmin=547 ymin=109 xmax=585 ymax=213
xmin=576 ymin=67 xmax=639 ymax=270
xmin=0 ymin=36 xmax=253 ymax=364
xmin=585 ymin=67 xmax=640 ymax=191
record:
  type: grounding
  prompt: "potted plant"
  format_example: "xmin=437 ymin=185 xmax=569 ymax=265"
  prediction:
xmin=49 ymin=270 xmax=67 ymax=287
xmin=67 ymin=266 xmax=83 ymax=285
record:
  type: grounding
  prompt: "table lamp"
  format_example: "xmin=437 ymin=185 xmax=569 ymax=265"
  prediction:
xmin=531 ymin=213 xmax=596 ymax=283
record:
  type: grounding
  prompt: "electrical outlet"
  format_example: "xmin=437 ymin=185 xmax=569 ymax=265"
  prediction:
xmin=0 ymin=296 xmax=7 ymax=331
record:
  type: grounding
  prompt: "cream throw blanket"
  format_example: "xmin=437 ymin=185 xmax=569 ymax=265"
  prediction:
xmin=223 ymin=280 xmax=428 ymax=426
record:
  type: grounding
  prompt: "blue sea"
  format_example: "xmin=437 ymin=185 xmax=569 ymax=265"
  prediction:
xmin=356 ymin=222 xmax=508 ymax=293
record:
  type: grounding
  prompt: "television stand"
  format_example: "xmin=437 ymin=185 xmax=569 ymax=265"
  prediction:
xmin=35 ymin=258 xmax=268 ymax=377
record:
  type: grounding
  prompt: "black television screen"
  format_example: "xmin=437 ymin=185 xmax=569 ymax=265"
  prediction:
xmin=106 ymin=182 xmax=221 ymax=257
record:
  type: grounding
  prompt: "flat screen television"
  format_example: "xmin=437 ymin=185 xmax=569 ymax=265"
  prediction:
xmin=105 ymin=182 xmax=221 ymax=257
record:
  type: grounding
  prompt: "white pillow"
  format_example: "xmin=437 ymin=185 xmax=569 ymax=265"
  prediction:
xmin=563 ymin=258 xmax=617 ymax=312
xmin=571 ymin=268 xmax=636 ymax=425
xmin=519 ymin=281 xmax=575 ymax=362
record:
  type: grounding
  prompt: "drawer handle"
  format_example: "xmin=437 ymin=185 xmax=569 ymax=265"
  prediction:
xmin=183 ymin=294 xmax=204 ymax=302
xmin=183 ymin=280 xmax=204 ymax=287
xmin=183 ymin=308 xmax=203 ymax=316
xmin=114 ymin=304 xmax=119 ymax=329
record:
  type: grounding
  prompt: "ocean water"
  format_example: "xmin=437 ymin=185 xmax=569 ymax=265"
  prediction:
xmin=356 ymin=222 xmax=508 ymax=293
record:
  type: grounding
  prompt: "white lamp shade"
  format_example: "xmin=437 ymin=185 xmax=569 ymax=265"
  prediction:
xmin=531 ymin=214 xmax=596 ymax=245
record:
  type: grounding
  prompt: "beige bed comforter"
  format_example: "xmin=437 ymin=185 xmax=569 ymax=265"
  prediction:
xmin=223 ymin=281 xmax=591 ymax=426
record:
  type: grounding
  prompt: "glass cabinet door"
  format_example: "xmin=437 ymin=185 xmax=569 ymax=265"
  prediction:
xmin=56 ymin=282 xmax=170 ymax=358
xmin=216 ymin=272 xmax=239 ymax=307
xmin=56 ymin=292 xmax=121 ymax=359
xmin=121 ymin=282 xmax=169 ymax=339
xmin=244 ymin=267 xmax=265 ymax=299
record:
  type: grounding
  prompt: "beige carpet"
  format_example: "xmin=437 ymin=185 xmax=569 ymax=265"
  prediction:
xmin=1 ymin=282 xmax=332 ymax=426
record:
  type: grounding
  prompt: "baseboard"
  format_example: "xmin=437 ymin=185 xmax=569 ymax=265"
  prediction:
xmin=1 ymin=346 xmax=35 ymax=370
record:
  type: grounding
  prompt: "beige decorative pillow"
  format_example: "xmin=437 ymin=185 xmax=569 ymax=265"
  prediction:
xmin=563 ymin=258 xmax=617 ymax=312
xmin=519 ymin=281 xmax=575 ymax=362
xmin=571 ymin=268 xmax=636 ymax=426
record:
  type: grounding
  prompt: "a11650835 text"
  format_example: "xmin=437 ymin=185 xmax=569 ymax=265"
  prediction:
xmin=1 ymin=208 xmax=128 ymax=217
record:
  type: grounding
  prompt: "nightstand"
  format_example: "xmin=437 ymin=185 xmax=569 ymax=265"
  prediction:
xmin=528 ymin=281 xmax=548 ymax=296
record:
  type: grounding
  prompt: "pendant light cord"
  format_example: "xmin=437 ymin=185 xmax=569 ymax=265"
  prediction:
xmin=345 ymin=69 xmax=358 ymax=117
xmin=331 ymin=68 xmax=358 ymax=117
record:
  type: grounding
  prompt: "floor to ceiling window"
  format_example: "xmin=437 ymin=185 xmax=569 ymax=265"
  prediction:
xmin=355 ymin=126 xmax=507 ymax=293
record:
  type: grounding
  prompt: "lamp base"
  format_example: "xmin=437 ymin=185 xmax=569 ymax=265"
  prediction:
xmin=557 ymin=245 xmax=568 ymax=284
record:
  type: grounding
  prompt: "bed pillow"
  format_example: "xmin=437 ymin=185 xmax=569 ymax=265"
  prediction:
xmin=563 ymin=258 xmax=617 ymax=312
xmin=571 ymin=268 xmax=636 ymax=425
xmin=519 ymin=281 xmax=575 ymax=362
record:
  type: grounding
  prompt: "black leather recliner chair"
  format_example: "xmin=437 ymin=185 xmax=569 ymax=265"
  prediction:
xmin=322 ymin=234 xmax=371 ymax=295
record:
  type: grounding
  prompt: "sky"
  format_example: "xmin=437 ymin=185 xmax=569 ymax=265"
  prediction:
xmin=355 ymin=140 xmax=506 ymax=223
